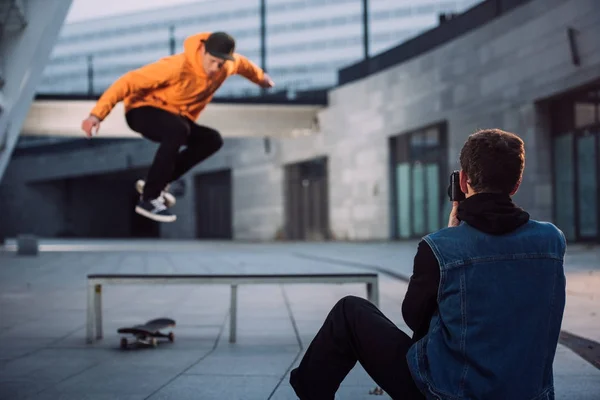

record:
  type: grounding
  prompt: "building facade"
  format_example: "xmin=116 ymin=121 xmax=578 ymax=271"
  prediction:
xmin=3 ymin=0 xmax=599 ymax=244
xmin=39 ymin=0 xmax=481 ymax=97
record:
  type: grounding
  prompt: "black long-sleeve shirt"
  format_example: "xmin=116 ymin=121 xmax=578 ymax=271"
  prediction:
xmin=401 ymin=240 xmax=439 ymax=341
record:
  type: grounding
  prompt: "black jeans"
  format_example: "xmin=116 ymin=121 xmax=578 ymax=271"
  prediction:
xmin=125 ymin=106 xmax=224 ymax=200
xmin=290 ymin=296 xmax=425 ymax=400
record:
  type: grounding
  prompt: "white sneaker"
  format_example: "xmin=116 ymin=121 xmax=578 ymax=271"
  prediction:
xmin=135 ymin=197 xmax=176 ymax=223
xmin=135 ymin=179 xmax=176 ymax=208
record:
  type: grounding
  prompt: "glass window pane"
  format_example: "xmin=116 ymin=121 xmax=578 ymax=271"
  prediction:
xmin=396 ymin=163 xmax=412 ymax=239
xmin=412 ymin=162 xmax=426 ymax=236
xmin=410 ymin=131 xmax=425 ymax=161
xmin=410 ymin=131 xmax=425 ymax=146
xmin=553 ymin=134 xmax=576 ymax=241
xmin=577 ymin=133 xmax=598 ymax=238
xmin=426 ymin=163 xmax=440 ymax=233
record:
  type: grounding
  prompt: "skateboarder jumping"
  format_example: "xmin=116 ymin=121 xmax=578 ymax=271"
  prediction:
xmin=81 ymin=31 xmax=274 ymax=223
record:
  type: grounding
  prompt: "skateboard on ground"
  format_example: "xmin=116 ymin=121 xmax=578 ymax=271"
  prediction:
xmin=117 ymin=317 xmax=176 ymax=349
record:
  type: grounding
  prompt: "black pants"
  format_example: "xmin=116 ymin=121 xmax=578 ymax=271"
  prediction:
xmin=125 ymin=106 xmax=224 ymax=200
xmin=290 ymin=296 xmax=425 ymax=400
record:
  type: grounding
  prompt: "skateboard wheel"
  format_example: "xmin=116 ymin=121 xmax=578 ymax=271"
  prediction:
xmin=120 ymin=337 xmax=128 ymax=349
xmin=168 ymin=332 xmax=175 ymax=342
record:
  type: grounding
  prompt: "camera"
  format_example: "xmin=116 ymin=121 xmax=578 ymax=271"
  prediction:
xmin=447 ymin=170 xmax=465 ymax=202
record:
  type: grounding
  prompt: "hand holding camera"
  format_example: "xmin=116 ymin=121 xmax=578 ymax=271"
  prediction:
xmin=447 ymin=170 xmax=465 ymax=227
xmin=447 ymin=170 xmax=465 ymax=202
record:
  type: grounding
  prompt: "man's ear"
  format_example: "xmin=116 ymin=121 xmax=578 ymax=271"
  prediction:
xmin=510 ymin=179 xmax=521 ymax=196
xmin=459 ymin=169 xmax=469 ymax=195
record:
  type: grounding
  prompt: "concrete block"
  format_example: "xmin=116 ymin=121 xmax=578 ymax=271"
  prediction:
xmin=16 ymin=234 xmax=38 ymax=256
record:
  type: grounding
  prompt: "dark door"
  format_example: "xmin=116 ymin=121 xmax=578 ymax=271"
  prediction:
xmin=194 ymin=169 xmax=233 ymax=239
xmin=285 ymin=156 xmax=330 ymax=240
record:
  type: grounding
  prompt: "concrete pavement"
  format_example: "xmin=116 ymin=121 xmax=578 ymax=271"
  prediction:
xmin=0 ymin=239 xmax=598 ymax=399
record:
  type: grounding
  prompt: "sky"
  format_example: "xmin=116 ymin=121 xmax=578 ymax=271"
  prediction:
xmin=65 ymin=0 xmax=209 ymax=22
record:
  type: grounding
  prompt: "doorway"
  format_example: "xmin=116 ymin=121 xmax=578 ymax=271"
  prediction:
xmin=194 ymin=169 xmax=233 ymax=239
xmin=550 ymin=84 xmax=600 ymax=242
xmin=284 ymin=156 xmax=330 ymax=240
xmin=390 ymin=123 xmax=448 ymax=239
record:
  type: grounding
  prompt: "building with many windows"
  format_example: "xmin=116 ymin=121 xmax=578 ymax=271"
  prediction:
xmin=39 ymin=0 xmax=481 ymax=97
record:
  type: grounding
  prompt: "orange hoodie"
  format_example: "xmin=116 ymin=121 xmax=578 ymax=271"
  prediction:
xmin=89 ymin=32 xmax=265 ymax=122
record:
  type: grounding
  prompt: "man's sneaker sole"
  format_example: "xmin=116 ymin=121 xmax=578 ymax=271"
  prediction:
xmin=135 ymin=206 xmax=177 ymax=223
xmin=135 ymin=180 xmax=176 ymax=207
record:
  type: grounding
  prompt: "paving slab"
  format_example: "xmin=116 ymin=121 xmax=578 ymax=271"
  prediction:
xmin=0 ymin=239 xmax=598 ymax=399
xmin=147 ymin=374 xmax=283 ymax=400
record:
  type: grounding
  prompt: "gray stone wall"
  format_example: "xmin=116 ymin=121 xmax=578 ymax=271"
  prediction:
xmin=290 ymin=0 xmax=600 ymax=239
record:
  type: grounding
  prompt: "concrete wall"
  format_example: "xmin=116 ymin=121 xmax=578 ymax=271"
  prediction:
xmin=231 ymin=139 xmax=285 ymax=241
xmin=2 ymin=0 xmax=599 ymax=241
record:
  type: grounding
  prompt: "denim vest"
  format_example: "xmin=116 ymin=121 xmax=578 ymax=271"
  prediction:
xmin=407 ymin=220 xmax=566 ymax=400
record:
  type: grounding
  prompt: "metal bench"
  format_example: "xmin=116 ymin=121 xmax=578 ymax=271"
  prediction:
xmin=86 ymin=273 xmax=379 ymax=344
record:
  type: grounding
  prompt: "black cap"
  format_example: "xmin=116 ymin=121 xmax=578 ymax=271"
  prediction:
xmin=204 ymin=32 xmax=235 ymax=61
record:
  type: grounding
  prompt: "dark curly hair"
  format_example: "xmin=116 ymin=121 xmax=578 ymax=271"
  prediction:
xmin=459 ymin=129 xmax=525 ymax=194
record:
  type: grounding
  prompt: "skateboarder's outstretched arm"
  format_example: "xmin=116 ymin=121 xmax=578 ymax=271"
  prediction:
xmin=234 ymin=54 xmax=274 ymax=89
xmin=81 ymin=58 xmax=181 ymax=137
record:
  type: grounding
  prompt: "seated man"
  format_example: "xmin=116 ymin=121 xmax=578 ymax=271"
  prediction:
xmin=289 ymin=129 xmax=567 ymax=400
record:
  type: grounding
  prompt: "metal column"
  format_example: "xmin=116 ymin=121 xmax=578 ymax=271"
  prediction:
xmin=260 ymin=0 xmax=267 ymax=72
xmin=86 ymin=55 xmax=94 ymax=95
xmin=169 ymin=25 xmax=176 ymax=55
xmin=229 ymin=284 xmax=238 ymax=343
xmin=362 ymin=0 xmax=369 ymax=65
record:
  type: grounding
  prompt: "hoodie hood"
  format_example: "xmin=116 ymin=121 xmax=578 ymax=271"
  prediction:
xmin=457 ymin=192 xmax=530 ymax=235
xmin=183 ymin=32 xmax=211 ymax=76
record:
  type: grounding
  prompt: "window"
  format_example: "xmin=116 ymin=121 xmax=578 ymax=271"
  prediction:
xmin=390 ymin=123 xmax=448 ymax=239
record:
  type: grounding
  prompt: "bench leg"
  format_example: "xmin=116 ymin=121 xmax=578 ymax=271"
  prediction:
xmin=230 ymin=284 xmax=237 ymax=344
xmin=94 ymin=284 xmax=103 ymax=340
xmin=367 ymin=280 xmax=379 ymax=308
xmin=86 ymin=282 xmax=95 ymax=343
